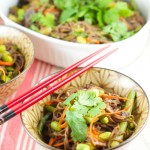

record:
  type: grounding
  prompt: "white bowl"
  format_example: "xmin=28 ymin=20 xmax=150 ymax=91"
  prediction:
xmin=0 ymin=0 xmax=150 ymax=70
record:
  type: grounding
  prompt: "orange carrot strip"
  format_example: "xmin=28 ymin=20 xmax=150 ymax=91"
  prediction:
xmin=44 ymin=6 xmax=59 ymax=15
xmin=86 ymin=38 xmax=100 ymax=44
xmin=92 ymin=126 xmax=99 ymax=135
xmin=43 ymin=99 xmax=63 ymax=105
xmin=0 ymin=61 xmax=13 ymax=66
xmin=59 ymin=106 xmax=68 ymax=125
xmin=53 ymin=139 xmax=72 ymax=147
xmin=60 ymin=122 xmax=68 ymax=128
xmin=48 ymin=137 xmax=61 ymax=146
xmin=101 ymin=94 xmax=129 ymax=101
xmin=48 ymin=138 xmax=55 ymax=146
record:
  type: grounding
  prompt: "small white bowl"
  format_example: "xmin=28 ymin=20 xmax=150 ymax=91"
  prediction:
xmin=0 ymin=0 xmax=150 ymax=70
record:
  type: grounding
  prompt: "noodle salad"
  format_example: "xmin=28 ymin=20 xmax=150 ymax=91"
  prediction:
xmin=37 ymin=84 xmax=136 ymax=149
xmin=8 ymin=0 xmax=145 ymax=44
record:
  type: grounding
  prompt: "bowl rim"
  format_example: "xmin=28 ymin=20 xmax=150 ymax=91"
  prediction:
xmin=0 ymin=25 xmax=35 ymax=87
xmin=20 ymin=67 xmax=150 ymax=150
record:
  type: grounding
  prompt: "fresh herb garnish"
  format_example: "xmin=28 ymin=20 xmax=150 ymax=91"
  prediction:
xmin=63 ymin=89 xmax=106 ymax=142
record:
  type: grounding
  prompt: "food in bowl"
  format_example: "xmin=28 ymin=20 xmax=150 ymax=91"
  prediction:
xmin=0 ymin=25 xmax=34 ymax=102
xmin=0 ymin=41 xmax=25 ymax=84
xmin=38 ymin=86 xmax=136 ymax=149
xmin=0 ymin=0 xmax=149 ymax=69
xmin=21 ymin=68 xmax=149 ymax=150
xmin=8 ymin=0 xmax=145 ymax=44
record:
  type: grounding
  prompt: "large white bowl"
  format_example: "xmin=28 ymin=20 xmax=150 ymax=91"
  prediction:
xmin=0 ymin=0 xmax=150 ymax=70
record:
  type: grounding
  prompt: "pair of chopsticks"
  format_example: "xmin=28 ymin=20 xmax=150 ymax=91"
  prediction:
xmin=0 ymin=45 xmax=118 ymax=125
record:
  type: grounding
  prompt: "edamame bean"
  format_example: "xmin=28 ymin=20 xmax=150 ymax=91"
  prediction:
xmin=100 ymin=116 xmax=109 ymax=124
xmin=2 ymin=54 xmax=13 ymax=63
xmin=99 ymin=132 xmax=111 ymax=141
xmin=0 ymin=45 xmax=6 ymax=52
xmin=50 ymin=121 xmax=61 ymax=131
xmin=1 ymin=75 xmax=11 ymax=82
xmin=76 ymin=143 xmax=90 ymax=150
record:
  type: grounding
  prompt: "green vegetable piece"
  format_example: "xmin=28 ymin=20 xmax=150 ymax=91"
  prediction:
xmin=96 ymin=10 xmax=104 ymax=27
xmin=1 ymin=75 xmax=11 ymax=83
xmin=30 ymin=24 xmax=40 ymax=32
xmin=41 ymin=13 xmax=55 ymax=28
xmin=0 ymin=45 xmax=6 ymax=52
xmin=129 ymin=122 xmax=135 ymax=130
xmin=99 ymin=132 xmax=111 ymax=141
xmin=77 ymin=90 xmax=101 ymax=107
xmin=76 ymin=143 xmax=90 ymax=150
xmin=37 ymin=113 xmax=51 ymax=136
xmin=84 ymin=116 xmax=98 ymax=124
xmin=6 ymin=66 xmax=14 ymax=71
xmin=115 ymin=2 xmax=133 ymax=18
xmin=110 ymin=141 xmax=120 ymax=148
xmin=84 ymin=116 xmax=93 ymax=124
xmin=76 ymin=36 xmax=87 ymax=44
xmin=96 ymin=0 xmax=113 ymax=9
xmin=59 ymin=8 xmax=77 ymax=24
xmin=102 ymin=21 xmax=128 ymax=42
xmin=63 ymin=93 xmax=77 ymax=106
xmin=18 ymin=9 xmax=24 ymax=21
xmin=100 ymin=116 xmax=109 ymax=124
xmin=65 ymin=110 xmax=88 ymax=142
xmin=110 ymin=90 xmax=136 ymax=148
xmin=104 ymin=8 xmax=120 ymax=24
xmin=45 ymin=105 xmax=54 ymax=112
xmin=2 ymin=54 xmax=13 ymax=63
xmin=50 ymin=121 xmax=61 ymax=131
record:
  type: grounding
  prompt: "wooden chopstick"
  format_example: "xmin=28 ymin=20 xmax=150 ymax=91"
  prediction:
xmin=0 ymin=47 xmax=117 ymax=125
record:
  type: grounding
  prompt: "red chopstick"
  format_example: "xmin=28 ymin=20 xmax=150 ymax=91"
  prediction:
xmin=0 ymin=45 xmax=110 ymax=114
xmin=0 ymin=47 xmax=117 ymax=125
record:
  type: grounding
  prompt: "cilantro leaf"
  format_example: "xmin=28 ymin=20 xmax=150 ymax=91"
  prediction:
xmin=63 ymin=93 xmax=77 ymax=106
xmin=103 ymin=21 xmax=128 ymax=41
xmin=78 ymin=90 xmax=101 ymax=107
xmin=65 ymin=110 xmax=88 ymax=142
xmin=59 ymin=8 xmax=77 ymax=24
xmin=87 ymin=101 xmax=106 ymax=117
xmin=72 ymin=101 xmax=89 ymax=115
xmin=115 ymin=2 xmax=133 ymax=18
xmin=30 ymin=12 xmax=55 ymax=28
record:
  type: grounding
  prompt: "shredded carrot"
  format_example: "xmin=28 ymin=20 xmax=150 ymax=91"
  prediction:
xmin=60 ymin=122 xmax=68 ymax=128
xmin=48 ymin=137 xmax=61 ymax=146
xmin=53 ymin=139 xmax=72 ymax=147
xmin=0 ymin=40 xmax=4 ymax=44
xmin=44 ymin=6 xmax=59 ymax=15
xmin=0 ymin=67 xmax=6 ymax=81
xmin=92 ymin=126 xmax=99 ymax=135
xmin=42 ymin=99 xmax=63 ymax=106
xmin=100 ymin=94 xmax=129 ymax=101
xmin=0 ymin=61 xmax=13 ymax=66
xmin=48 ymin=138 xmax=56 ymax=146
xmin=59 ymin=106 xmax=68 ymax=125
xmin=89 ymin=106 xmax=131 ymax=145
xmin=86 ymin=37 xmax=100 ymax=44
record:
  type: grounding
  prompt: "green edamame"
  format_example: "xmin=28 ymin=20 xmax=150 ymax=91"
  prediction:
xmin=50 ymin=121 xmax=61 ymax=131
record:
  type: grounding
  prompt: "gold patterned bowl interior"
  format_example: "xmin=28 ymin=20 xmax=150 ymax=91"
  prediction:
xmin=21 ymin=68 xmax=149 ymax=150
xmin=0 ymin=25 xmax=34 ymax=102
